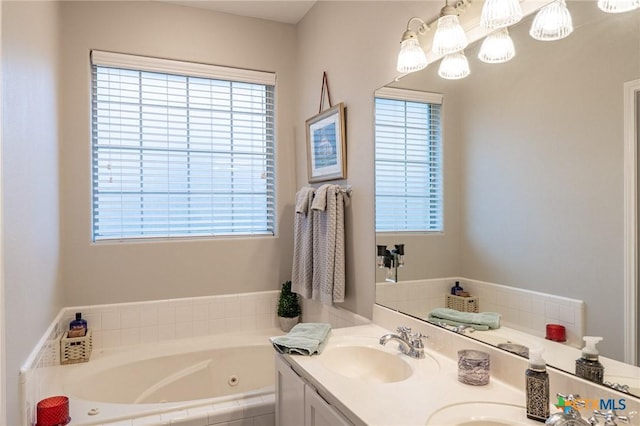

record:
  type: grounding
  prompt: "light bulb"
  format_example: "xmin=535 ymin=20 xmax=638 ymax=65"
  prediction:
xmin=478 ymin=28 xmax=516 ymax=64
xmin=530 ymin=0 xmax=573 ymax=41
xmin=438 ymin=51 xmax=470 ymax=80
xmin=396 ymin=31 xmax=428 ymax=73
xmin=597 ymin=0 xmax=640 ymax=13
xmin=432 ymin=6 xmax=468 ymax=55
xmin=480 ymin=0 xmax=523 ymax=29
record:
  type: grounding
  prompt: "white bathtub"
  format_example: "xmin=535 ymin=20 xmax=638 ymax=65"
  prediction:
xmin=40 ymin=330 xmax=280 ymax=425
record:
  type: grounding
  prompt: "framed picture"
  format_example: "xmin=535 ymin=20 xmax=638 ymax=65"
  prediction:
xmin=306 ymin=102 xmax=346 ymax=183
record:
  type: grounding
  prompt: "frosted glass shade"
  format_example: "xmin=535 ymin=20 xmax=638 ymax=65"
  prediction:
xmin=480 ymin=0 xmax=523 ymax=29
xmin=530 ymin=0 xmax=573 ymax=41
xmin=597 ymin=0 xmax=640 ymax=13
xmin=432 ymin=14 xmax=468 ymax=55
xmin=478 ymin=28 xmax=516 ymax=63
xmin=397 ymin=37 xmax=428 ymax=73
xmin=438 ymin=52 xmax=470 ymax=80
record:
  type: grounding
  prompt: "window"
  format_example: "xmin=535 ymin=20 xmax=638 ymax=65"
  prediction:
xmin=375 ymin=88 xmax=443 ymax=233
xmin=91 ymin=51 xmax=275 ymax=241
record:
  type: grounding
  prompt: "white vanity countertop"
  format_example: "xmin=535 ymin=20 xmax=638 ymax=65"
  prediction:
xmin=283 ymin=323 xmax=545 ymax=426
xmin=465 ymin=326 xmax=640 ymax=392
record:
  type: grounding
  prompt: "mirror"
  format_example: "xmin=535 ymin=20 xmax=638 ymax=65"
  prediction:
xmin=375 ymin=2 xmax=640 ymax=396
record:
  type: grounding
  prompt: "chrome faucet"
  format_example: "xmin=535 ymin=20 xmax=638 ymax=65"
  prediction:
xmin=603 ymin=381 xmax=631 ymax=394
xmin=379 ymin=326 xmax=425 ymax=359
xmin=545 ymin=394 xmax=591 ymax=426
xmin=453 ymin=324 xmax=475 ymax=334
xmin=588 ymin=410 xmax=630 ymax=425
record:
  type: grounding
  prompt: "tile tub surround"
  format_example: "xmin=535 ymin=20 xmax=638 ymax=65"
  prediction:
xmin=376 ymin=276 xmax=585 ymax=347
xmin=21 ymin=292 xmax=369 ymax=426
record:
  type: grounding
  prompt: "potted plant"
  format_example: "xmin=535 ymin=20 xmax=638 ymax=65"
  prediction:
xmin=277 ymin=281 xmax=301 ymax=332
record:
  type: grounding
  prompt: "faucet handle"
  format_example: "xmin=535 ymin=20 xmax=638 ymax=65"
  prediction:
xmin=397 ymin=326 xmax=411 ymax=339
xmin=604 ymin=382 xmax=631 ymax=393
xmin=409 ymin=332 xmax=426 ymax=348
xmin=592 ymin=410 xmax=629 ymax=425
xmin=557 ymin=393 xmax=583 ymax=405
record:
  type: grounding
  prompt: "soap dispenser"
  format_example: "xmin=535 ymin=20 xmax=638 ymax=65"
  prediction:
xmin=526 ymin=346 xmax=549 ymax=423
xmin=451 ymin=281 xmax=464 ymax=295
xmin=575 ymin=336 xmax=604 ymax=384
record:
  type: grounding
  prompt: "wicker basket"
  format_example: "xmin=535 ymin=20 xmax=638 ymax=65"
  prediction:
xmin=446 ymin=294 xmax=479 ymax=313
xmin=60 ymin=329 xmax=92 ymax=365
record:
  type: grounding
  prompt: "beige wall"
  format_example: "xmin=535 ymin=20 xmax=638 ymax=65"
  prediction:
xmin=455 ymin=6 xmax=640 ymax=360
xmin=2 ymin=2 xmax=63 ymax=424
xmin=295 ymin=1 xmax=443 ymax=317
xmin=59 ymin=1 xmax=298 ymax=305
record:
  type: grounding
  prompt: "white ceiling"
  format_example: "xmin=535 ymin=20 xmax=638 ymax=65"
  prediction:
xmin=162 ymin=0 xmax=317 ymax=24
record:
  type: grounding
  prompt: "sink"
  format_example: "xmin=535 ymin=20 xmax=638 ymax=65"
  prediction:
xmin=320 ymin=345 xmax=413 ymax=383
xmin=426 ymin=402 xmax=544 ymax=425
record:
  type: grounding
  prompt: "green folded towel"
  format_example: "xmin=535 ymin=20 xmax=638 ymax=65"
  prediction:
xmin=427 ymin=308 xmax=501 ymax=331
xmin=270 ymin=323 xmax=331 ymax=356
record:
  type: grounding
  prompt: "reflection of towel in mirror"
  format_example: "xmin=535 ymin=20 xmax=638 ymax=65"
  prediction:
xmin=292 ymin=187 xmax=316 ymax=299
xmin=427 ymin=308 xmax=501 ymax=331
xmin=270 ymin=323 xmax=332 ymax=356
xmin=311 ymin=184 xmax=350 ymax=305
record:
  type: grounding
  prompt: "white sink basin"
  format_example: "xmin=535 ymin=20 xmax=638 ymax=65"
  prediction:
xmin=426 ymin=402 xmax=544 ymax=425
xmin=320 ymin=345 xmax=413 ymax=383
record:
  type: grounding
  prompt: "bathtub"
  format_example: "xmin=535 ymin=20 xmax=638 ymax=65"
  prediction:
xmin=40 ymin=329 xmax=280 ymax=425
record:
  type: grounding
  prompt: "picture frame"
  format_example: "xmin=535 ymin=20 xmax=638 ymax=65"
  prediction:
xmin=305 ymin=102 xmax=346 ymax=183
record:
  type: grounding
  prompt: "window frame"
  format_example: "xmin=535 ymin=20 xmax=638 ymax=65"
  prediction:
xmin=374 ymin=87 xmax=444 ymax=234
xmin=90 ymin=51 xmax=277 ymax=242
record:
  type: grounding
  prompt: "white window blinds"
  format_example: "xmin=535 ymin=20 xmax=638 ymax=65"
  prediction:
xmin=375 ymin=88 xmax=443 ymax=233
xmin=91 ymin=51 xmax=276 ymax=241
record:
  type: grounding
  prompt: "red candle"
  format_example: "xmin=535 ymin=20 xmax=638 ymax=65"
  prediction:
xmin=545 ymin=324 xmax=566 ymax=342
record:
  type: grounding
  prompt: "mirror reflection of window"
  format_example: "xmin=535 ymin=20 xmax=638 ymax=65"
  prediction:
xmin=374 ymin=88 xmax=443 ymax=233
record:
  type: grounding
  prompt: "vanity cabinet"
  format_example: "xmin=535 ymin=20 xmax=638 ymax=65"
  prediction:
xmin=275 ymin=353 xmax=353 ymax=426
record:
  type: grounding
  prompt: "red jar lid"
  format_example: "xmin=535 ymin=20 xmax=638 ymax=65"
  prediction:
xmin=36 ymin=396 xmax=70 ymax=426
xmin=546 ymin=323 xmax=567 ymax=342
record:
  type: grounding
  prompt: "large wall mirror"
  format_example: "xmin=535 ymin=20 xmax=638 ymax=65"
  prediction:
xmin=374 ymin=2 xmax=640 ymax=396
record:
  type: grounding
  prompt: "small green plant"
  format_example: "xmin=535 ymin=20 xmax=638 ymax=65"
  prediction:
xmin=277 ymin=281 xmax=301 ymax=318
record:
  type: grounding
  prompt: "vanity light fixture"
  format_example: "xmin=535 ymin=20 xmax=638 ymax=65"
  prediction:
xmin=438 ymin=51 xmax=470 ymax=79
xmin=478 ymin=28 xmax=516 ymax=63
xmin=597 ymin=0 xmax=640 ymax=13
xmin=432 ymin=2 xmax=469 ymax=55
xmin=529 ymin=0 xmax=574 ymax=41
xmin=480 ymin=0 xmax=523 ymax=29
xmin=396 ymin=17 xmax=430 ymax=73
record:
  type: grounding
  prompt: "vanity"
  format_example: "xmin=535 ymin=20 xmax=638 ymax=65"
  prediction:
xmin=275 ymin=308 xmax=640 ymax=426
xmin=276 ymin=324 xmax=539 ymax=425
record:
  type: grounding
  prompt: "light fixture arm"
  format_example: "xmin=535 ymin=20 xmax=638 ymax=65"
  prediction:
xmin=405 ymin=16 xmax=430 ymax=36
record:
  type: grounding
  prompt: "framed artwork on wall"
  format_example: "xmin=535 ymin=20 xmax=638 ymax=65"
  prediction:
xmin=305 ymin=102 xmax=346 ymax=183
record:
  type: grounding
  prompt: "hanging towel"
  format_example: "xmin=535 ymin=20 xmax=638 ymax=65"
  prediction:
xmin=270 ymin=323 xmax=332 ymax=356
xmin=311 ymin=184 xmax=350 ymax=305
xmin=333 ymin=188 xmax=349 ymax=303
xmin=427 ymin=308 xmax=501 ymax=331
xmin=291 ymin=187 xmax=316 ymax=299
